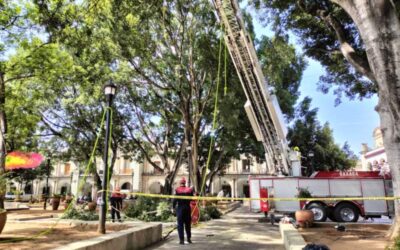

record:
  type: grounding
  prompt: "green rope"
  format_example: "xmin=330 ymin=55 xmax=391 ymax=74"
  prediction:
xmin=76 ymin=109 xmax=108 ymax=195
xmin=199 ymin=24 xmax=224 ymax=197
xmin=224 ymin=38 xmax=228 ymax=96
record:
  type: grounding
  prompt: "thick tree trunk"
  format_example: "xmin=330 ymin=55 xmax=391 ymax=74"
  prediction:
xmin=335 ymin=0 xmax=400 ymax=239
xmin=163 ymin=172 xmax=174 ymax=195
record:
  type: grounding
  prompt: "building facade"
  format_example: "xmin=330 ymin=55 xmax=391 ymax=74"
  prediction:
xmin=359 ymin=127 xmax=390 ymax=175
xmin=6 ymin=152 xmax=270 ymax=200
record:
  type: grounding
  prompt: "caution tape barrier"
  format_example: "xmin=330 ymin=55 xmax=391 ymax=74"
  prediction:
xmin=99 ymin=190 xmax=398 ymax=202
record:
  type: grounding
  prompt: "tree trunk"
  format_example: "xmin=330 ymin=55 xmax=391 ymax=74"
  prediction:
xmin=0 ymin=73 xmax=6 ymax=209
xmin=163 ymin=172 xmax=174 ymax=195
xmin=94 ymin=172 xmax=102 ymax=193
xmin=335 ymin=0 xmax=400 ymax=238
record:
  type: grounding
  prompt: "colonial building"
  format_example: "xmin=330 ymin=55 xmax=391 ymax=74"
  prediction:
xmin=360 ymin=127 xmax=389 ymax=173
xmin=7 ymin=152 xmax=270 ymax=200
xmin=141 ymin=154 xmax=269 ymax=198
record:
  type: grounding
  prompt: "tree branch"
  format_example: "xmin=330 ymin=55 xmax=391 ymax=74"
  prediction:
xmin=317 ymin=10 xmax=376 ymax=82
xmin=124 ymin=121 xmax=164 ymax=173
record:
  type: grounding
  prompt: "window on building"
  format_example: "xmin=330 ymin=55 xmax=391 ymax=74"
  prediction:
xmin=122 ymin=161 xmax=132 ymax=174
xmin=64 ymin=163 xmax=71 ymax=175
xmin=242 ymin=159 xmax=250 ymax=173
xmin=24 ymin=184 xmax=33 ymax=195
xmin=121 ymin=182 xmax=131 ymax=190
xmin=60 ymin=186 xmax=68 ymax=195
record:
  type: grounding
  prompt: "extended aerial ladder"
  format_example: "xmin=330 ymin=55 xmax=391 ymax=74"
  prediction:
xmin=213 ymin=0 xmax=297 ymax=175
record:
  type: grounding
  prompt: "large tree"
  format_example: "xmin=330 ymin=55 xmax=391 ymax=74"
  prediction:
xmin=255 ymin=32 xmax=356 ymax=174
xmin=257 ymin=35 xmax=306 ymax=121
xmin=32 ymin=0 xmax=139 ymax=194
xmin=110 ymin=0 xmax=241 ymax=193
xmin=0 ymin=0 xmax=73 ymax=208
xmin=287 ymin=97 xmax=357 ymax=175
xmin=252 ymin=0 xmax=400 ymax=237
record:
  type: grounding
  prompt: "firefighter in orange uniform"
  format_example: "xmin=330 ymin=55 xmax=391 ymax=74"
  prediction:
xmin=173 ymin=177 xmax=194 ymax=245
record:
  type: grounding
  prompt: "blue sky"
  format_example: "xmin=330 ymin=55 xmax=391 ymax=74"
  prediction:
xmin=298 ymin=59 xmax=380 ymax=155
xmin=247 ymin=7 xmax=381 ymax=157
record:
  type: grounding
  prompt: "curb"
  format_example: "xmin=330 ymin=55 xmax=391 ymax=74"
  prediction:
xmin=55 ymin=223 xmax=162 ymax=250
xmin=12 ymin=215 xmax=54 ymax=221
xmin=220 ymin=202 xmax=241 ymax=215
xmin=279 ymin=223 xmax=306 ymax=250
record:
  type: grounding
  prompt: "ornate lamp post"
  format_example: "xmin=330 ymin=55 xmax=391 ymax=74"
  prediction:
xmin=98 ymin=81 xmax=117 ymax=234
xmin=308 ymin=152 xmax=315 ymax=176
xmin=43 ymin=158 xmax=51 ymax=210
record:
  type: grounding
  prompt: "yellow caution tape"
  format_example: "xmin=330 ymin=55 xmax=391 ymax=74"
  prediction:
xmin=99 ymin=190 xmax=398 ymax=202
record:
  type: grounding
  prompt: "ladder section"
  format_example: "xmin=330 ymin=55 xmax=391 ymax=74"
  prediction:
xmin=213 ymin=0 xmax=289 ymax=174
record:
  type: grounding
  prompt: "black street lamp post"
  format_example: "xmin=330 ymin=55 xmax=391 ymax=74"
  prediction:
xmin=98 ymin=81 xmax=117 ymax=234
xmin=308 ymin=152 xmax=315 ymax=176
xmin=43 ymin=158 xmax=51 ymax=210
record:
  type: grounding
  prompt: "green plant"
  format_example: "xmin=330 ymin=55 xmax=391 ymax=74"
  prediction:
xmin=297 ymin=187 xmax=312 ymax=198
xmin=156 ymin=201 xmax=173 ymax=221
xmin=14 ymin=190 xmax=23 ymax=195
xmin=199 ymin=207 xmax=211 ymax=222
xmin=204 ymin=205 xmax=221 ymax=219
xmin=124 ymin=196 xmax=161 ymax=219
xmin=61 ymin=206 xmax=99 ymax=221
xmin=138 ymin=211 xmax=157 ymax=222
xmin=0 ymin=175 xmax=6 ymax=197
xmin=385 ymin=235 xmax=400 ymax=250
xmin=53 ymin=194 xmax=62 ymax=198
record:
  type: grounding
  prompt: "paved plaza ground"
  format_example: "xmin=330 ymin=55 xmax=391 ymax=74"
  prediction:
xmin=147 ymin=205 xmax=284 ymax=250
xmin=2 ymin=202 xmax=393 ymax=249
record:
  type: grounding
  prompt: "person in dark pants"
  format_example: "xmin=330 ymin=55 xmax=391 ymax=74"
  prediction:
xmin=110 ymin=187 xmax=123 ymax=222
xmin=173 ymin=177 xmax=194 ymax=245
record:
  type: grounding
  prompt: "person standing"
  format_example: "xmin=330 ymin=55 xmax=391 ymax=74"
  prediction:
xmin=173 ymin=177 xmax=194 ymax=245
xmin=110 ymin=187 xmax=123 ymax=222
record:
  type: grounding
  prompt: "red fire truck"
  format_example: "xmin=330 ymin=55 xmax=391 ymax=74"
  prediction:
xmin=249 ymin=171 xmax=393 ymax=222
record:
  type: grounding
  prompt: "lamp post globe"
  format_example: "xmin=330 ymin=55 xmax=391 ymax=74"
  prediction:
xmin=308 ymin=152 xmax=315 ymax=176
xmin=104 ymin=82 xmax=117 ymax=96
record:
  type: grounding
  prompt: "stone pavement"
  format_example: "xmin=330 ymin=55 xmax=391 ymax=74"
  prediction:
xmin=146 ymin=205 xmax=284 ymax=250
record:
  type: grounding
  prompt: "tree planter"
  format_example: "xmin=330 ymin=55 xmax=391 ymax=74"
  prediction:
xmin=295 ymin=210 xmax=314 ymax=228
xmin=64 ymin=196 xmax=73 ymax=209
xmin=87 ymin=202 xmax=97 ymax=211
xmin=52 ymin=197 xmax=61 ymax=210
xmin=15 ymin=193 xmax=21 ymax=202
xmin=0 ymin=210 xmax=7 ymax=234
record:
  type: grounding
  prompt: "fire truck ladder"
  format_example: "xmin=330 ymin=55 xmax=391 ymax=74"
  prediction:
xmin=213 ymin=0 xmax=290 ymax=174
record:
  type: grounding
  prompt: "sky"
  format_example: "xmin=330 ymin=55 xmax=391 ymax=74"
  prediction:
xmin=246 ymin=6 xmax=381 ymax=157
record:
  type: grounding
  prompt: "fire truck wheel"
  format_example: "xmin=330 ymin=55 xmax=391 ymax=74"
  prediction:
xmin=307 ymin=204 xmax=327 ymax=222
xmin=334 ymin=203 xmax=359 ymax=222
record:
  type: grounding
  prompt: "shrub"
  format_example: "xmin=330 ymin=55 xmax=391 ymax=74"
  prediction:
xmin=124 ymin=197 xmax=172 ymax=222
xmin=61 ymin=206 xmax=99 ymax=221
xmin=138 ymin=212 xmax=157 ymax=222
xmin=156 ymin=201 xmax=173 ymax=221
xmin=125 ymin=196 xmax=159 ymax=218
xmin=123 ymin=197 xmax=220 ymax=223
xmin=199 ymin=207 xmax=211 ymax=222
xmin=124 ymin=203 xmax=141 ymax=218
xmin=297 ymin=187 xmax=312 ymax=198
xmin=205 ymin=205 xmax=221 ymax=219
xmin=386 ymin=236 xmax=400 ymax=250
